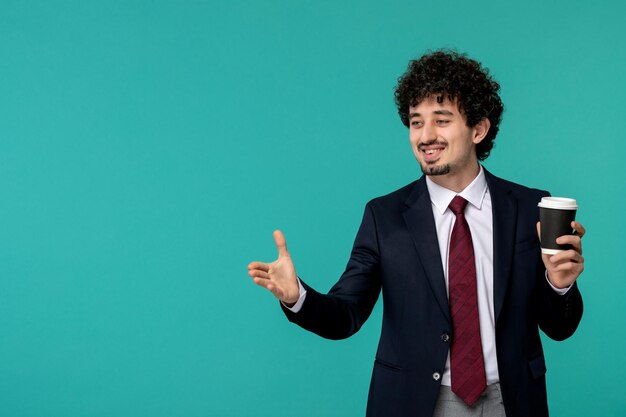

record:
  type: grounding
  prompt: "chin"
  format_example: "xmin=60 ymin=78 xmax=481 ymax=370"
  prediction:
xmin=420 ymin=163 xmax=450 ymax=176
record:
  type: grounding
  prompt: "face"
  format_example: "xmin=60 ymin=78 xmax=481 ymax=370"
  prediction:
xmin=409 ymin=96 xmax=488 ymax=189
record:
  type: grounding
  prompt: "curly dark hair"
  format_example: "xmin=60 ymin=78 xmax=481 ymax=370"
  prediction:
xmin=394 ymin=50 xmax=504 ymax=161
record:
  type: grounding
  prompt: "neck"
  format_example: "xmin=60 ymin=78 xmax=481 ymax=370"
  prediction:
xmin=427 ymin=163 xmax=481 ymax=193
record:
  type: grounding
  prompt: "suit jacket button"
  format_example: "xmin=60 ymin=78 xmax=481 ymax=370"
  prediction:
xmin=432 ymin=372 xmax=441 ymax=381
xmin=441 ymin=333 xmax=450 ymax=342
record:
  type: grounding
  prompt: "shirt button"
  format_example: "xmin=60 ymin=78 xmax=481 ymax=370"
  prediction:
xmin=432 ymin=372 xmax=441 ymax=381
xmin=441 ymin=333 xmax=450 ymax=342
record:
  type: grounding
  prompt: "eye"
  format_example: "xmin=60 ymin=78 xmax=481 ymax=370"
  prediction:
xmin=410 ymin=120 xmax=423 ymax=128
xmin=436 ymin=119 xmax=450 ymax=125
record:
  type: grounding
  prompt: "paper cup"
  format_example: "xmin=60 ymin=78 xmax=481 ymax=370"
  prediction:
xmin=538 ymin=197 xmax=578 ymax=254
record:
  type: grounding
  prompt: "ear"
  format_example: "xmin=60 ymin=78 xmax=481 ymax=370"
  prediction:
xmin=472 ymin=118 xmax=491 ymax=144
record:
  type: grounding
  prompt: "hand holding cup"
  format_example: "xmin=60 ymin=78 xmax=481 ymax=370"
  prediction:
xmin=537 ymin=197 xmax=585 ymax=289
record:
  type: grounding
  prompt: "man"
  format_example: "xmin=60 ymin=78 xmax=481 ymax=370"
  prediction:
xmin=248 ymin=50 xmax=585 ymax=417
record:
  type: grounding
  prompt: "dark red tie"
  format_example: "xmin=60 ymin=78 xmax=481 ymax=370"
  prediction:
xmin=448 ymin=196 xmax=486 ymax=406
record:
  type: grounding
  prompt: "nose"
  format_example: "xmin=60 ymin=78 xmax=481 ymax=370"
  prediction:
xmin=421 ymin=124 xmax=437 ymax=143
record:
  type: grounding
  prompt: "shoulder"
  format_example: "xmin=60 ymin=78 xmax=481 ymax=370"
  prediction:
xmin=365 ymin=178 xmax=424 ymax=211
xmin=485 ymin=169 xmax=550 ymax=201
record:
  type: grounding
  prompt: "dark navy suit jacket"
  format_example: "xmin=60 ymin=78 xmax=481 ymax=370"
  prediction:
xmin=282 ymin=169 xmax=583 ymax=417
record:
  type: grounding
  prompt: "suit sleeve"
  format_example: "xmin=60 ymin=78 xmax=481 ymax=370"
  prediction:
xmin=537 ymin=277 xmax=583 ymax=341
xmin=281 ymin=202 xmax=382 ymax=340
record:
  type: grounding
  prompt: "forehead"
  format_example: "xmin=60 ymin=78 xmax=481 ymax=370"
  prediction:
xmin=409 ymin=95 xmax=460 ymax=115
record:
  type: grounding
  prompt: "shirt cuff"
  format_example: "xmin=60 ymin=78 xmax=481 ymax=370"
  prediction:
xmin=545 ymin=271 xmax=572 ymax=295
xmin=282 ymin=277 xmax=307 ymax=313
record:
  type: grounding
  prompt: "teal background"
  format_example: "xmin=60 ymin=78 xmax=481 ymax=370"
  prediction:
xmin=1 ymin=1 xmax=624 ymax=416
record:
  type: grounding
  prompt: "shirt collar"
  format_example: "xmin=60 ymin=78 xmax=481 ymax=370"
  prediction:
xmin=425 ymin=165 xmax=488 ymax=215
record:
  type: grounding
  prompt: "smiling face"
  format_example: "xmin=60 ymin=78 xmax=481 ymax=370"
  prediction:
xmin=409 ymin=96 xmax=490 ymax=191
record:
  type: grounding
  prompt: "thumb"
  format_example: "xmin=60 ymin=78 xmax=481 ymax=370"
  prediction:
xmin=536 ymin=221 xmax=541 ymax=242
xmin=273 ymin=229 xmax=289 ymax=258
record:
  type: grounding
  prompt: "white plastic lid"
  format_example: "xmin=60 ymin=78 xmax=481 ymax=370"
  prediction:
xmin=537 ymin=196 xmax=578 ymax=210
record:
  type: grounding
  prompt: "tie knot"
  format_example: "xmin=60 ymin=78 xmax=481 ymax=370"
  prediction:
xmin=449 ymin=195 xmax=468 ymax=215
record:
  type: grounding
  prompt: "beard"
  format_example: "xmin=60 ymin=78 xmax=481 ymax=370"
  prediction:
xmin=420 ymin=162 xmax=451 ymax=176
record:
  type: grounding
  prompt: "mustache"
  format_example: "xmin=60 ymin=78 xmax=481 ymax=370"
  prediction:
xmin=418 ymin=139 xmax=448 ymax=148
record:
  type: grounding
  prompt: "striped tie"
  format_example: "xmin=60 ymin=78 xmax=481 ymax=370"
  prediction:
xmin=448 ymin=196 xmax=486 ymax=406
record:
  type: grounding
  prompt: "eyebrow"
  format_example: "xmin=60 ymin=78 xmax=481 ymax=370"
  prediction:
xmin=409 ymin=109 xmax=455 ymax=118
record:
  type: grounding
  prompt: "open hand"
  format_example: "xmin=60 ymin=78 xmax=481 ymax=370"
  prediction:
xmin=248 ymin=230 xmax=300 ymax=305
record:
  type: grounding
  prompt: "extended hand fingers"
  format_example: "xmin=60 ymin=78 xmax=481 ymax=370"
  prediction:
xmin=252 ymin=277 xmax=283 ymax=299
xmin=253 ymin=276 xmax=271 ymax=290
xmin=248 ymin=261 xmax=270 ymax=272
xmin=248 ymin=269 xmax=269 ymax=279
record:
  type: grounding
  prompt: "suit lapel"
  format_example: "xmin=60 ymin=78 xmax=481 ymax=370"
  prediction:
xmin=485 ymin=170 xmax=518 ymax=323
xmin=402 ymin=178 xmax=450 ymax=323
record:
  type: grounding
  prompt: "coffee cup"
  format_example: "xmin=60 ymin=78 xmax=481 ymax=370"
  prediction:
xmin=538 ymin=197 xmax=578 ymax=254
